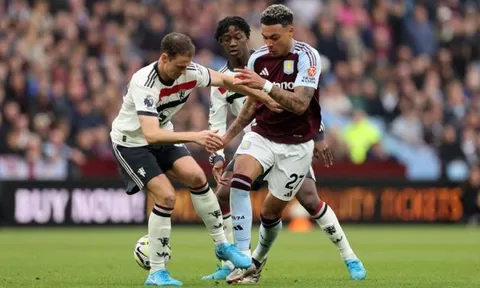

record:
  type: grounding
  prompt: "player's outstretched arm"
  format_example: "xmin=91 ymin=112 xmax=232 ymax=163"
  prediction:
xmin=220 ymin=97 xmax=257 ymax=148
xmin=139 ymin=115 xmax=222 ymax=150
xmin=233 ymin=67 xmax=315 ymax=115
xmin=208 ymin=69 xmax=283 ymax=113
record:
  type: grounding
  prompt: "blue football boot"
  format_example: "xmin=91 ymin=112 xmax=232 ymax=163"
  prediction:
xmin=201 ymin=264 xmax=233 ymax=280
xmin=215 ymin=243 xmax=252 ymax=269
xmin=145 ymin=269 xmax=183 ymax=286
xmin=345 ymin=259 xmax=366 ymax=280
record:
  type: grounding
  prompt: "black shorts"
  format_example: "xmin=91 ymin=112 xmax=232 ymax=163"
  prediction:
xmin=224 ymin=157 xmax=315 ymax=191
xmin=111 ymin=143 xmax=191 ymax=194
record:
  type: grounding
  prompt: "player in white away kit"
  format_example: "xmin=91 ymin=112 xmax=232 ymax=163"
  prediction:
xmin=110 ymin=33 xmax=281 ymax=286
xmin=203 ymin=16 xmax=366 ymax=283
xmin=208 ymin=6 xmax=366 ymax=283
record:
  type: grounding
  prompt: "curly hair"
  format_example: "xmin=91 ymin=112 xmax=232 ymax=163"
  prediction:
xmin=261 ymin=4 xmax=294 ymax=27
xmin=214 ymin=16 xmax=251 ymax=42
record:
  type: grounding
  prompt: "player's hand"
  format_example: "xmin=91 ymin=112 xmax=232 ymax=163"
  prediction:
xmin=212 ymin=161 xmax=228 ymax=186
xmin=233 ymin=67 xmax=266 ymax=90
xmin=314 ymin=139 xmax=333 ymax=167
xmin=194 ymin=129 xmax=224 ymax=152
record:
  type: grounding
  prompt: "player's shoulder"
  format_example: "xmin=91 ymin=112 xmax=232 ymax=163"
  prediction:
xmin=249 ymin=45 xmax=270 ymax=62
xmin=131 ymin=62 xmax=158 ymax=89
xmin=293 ymin=40 xmax=321 ymax=65
xmin=185 ymin=61 xmax=209 ymax=78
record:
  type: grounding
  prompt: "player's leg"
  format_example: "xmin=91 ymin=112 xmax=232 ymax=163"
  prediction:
xmin=227 ymin=140 xmax=314 ymax=284
xmin=161 ymin=145 xmax=250 ymax=269
xmin=217 ymin=159 xmax=236 ymax=244
xmin=231 ymin=132 xmax=274 ymax=257
xmin=295 ymin=170 xmax=366 ymax=280
xmin=111 ymin=144 xmax=182 ymax=286
xmin=202 ymin=159 xmax=236 ymax=280
xmin=203 ymin=158 xmax=270 ymax=280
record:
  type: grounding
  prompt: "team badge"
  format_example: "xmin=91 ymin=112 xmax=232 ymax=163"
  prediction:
xmin=283 ymin=60 xmax=294 ymax=75
xmin=307 ymin=66 xmax=316 ymax=77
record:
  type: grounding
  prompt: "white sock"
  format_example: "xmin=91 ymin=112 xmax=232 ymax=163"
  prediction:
xmin=149 ymin=204 xmax=173 ymax=273
xmin=252 ymin=216 xmax=282 ymax=262
xmin=230 ymin=174 xmax=253 ymax=254
xmin=221 ymin=212 xmax=235 ymax=269
xmin=312 ymin=203 xmax=356 ymax=260
xmin=190 ymin=183 xmax=227 ymax=246
xmin=222 ymin=212 xmax=234 ymax=243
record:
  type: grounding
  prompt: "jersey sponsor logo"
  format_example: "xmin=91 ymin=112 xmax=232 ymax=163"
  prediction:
xmin=307 ymin=66 xmax=316 ymax=77
xmin=283 ymin=60 xmax=294 ymax=75
xmin=272 ymin=81 xmax=295 ymax=90
xmin=144 ymin=95 xmax=155 ymax=108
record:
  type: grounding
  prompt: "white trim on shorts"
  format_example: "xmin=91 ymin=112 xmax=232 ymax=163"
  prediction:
xmin=112 ymin=143 xmax=144 ymax=189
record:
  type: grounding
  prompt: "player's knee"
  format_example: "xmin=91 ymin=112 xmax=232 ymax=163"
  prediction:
xmin=148 ymin=189 xmax=176 ymax=208
xmin=260 ymin=206 xmax=282 ymax=221
xmin=186 ymin=170 xmax=207 ymax=188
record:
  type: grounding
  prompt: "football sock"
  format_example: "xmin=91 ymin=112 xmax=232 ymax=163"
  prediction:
xmin=222 ymin=210 xmax=235 ymax=243
xmin=230 ymin=174 xmax=253 ymax=255
xmin=252 ymin=215 xmax=282 ymax=262
xmin=149 ymin=204 xmax=172 ymax=273
xmin=190 ymin=183 xmax=227 ymax=246
xmin=312 ymin=202 xmax=356 ymax=260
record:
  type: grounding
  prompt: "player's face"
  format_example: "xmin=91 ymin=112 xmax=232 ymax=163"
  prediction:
xmin=261 ymin=24 xmax=294 ymax=57
xmin=220 ymin=26 xmax=249 ymax=58
xmin=161 ymin=54 xmax=193 ymax=80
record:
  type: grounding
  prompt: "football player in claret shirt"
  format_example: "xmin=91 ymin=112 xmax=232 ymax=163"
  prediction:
xmin=207 ymin=6 xmax=367 ymax=283
xmin=204 ymin=16 xmax=365 ymax=283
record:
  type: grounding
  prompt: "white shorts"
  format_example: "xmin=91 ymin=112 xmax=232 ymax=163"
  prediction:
xmin=235 ymin=131 xmax=314 ymax=201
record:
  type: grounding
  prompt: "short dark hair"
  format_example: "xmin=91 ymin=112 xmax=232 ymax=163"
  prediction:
xmin=214 ymin=16 xmax=251 ymax=42
xmin=160 ymin=32 xmax=195 ymax=58
xmin=260 ymin=4 xmax=293 ymax=27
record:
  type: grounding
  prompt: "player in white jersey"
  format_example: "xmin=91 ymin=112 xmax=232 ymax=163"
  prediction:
xmin=110 ymin=32 xmax=281 ymax=286
xmin=202 ymin=16 xmax=366 ymax=283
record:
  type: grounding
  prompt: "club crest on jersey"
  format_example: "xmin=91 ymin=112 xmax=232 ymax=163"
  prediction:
xmin=144 ymin=95 xmax=155 ymax=108
xmin=283 ymin=60 xmax=294 ymax=75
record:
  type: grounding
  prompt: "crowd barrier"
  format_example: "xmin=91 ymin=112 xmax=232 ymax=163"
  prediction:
xmin=0 ymin=180 xmax=463 ymax=226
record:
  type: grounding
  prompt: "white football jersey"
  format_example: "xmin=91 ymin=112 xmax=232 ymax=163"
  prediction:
xmin=209 ymin=62 xmax=253 ymax=158
xmin=111 ymin=61 xmax=211 ymax=147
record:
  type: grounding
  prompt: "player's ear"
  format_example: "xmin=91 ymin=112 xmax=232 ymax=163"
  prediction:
xmin=160 ymin=53 xmax=169 ymax=63
xmin=288 ymin=25 xmax=294 ymax=37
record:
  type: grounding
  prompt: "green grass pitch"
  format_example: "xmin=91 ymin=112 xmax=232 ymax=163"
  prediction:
xmin=1 ymin=225 xmax=479 ymax=287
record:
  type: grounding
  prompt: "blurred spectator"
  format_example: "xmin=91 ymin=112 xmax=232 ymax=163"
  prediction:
xmin=343 ymin=110 xmax=381 ymax=164
xmin=462 ymin=165 xmax=480 ymax=226
xmin=0 ymin=0 xmax=478 ymax=181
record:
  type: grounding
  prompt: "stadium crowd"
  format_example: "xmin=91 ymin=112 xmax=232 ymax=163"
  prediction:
xmin=0 ymin=0 xmax=479 ymax=182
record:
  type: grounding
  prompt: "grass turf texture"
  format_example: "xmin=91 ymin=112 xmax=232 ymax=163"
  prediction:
xmin=1 ymin=225 xmax=479 ymax=287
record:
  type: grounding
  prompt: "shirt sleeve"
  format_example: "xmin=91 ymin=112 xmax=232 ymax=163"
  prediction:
xmin=190 ymin=62 xmax=211 ymax=88
xmin=208 ymin=87 xmax=229 ymax=158
xmin=294 ymin=48 xmax=322 ymax=89
xmin=130 ymin=81 xmax=159 ymax=116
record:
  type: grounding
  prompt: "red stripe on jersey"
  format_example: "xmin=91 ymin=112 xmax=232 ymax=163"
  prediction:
xmin=218 ymin=87 xmax=227 ymax=94
xmin=159 ymin=80 xmax=197 ymax=98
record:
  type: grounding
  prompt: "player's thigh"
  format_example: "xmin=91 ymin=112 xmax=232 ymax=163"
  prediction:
xmin=169 ymin=155 xmax=207 ymax=188
xmin=234 ymin=132 xmax=274 ymax=181
xmin=262 ymin=191 xmax=290 ymax=220
xmin=146 ymin=174 xmax=176 ymax=207
xmin=266 ymin=141 xmax=314 ymax=202
xmin=112 ymin=143 xmax=163 ymax=195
